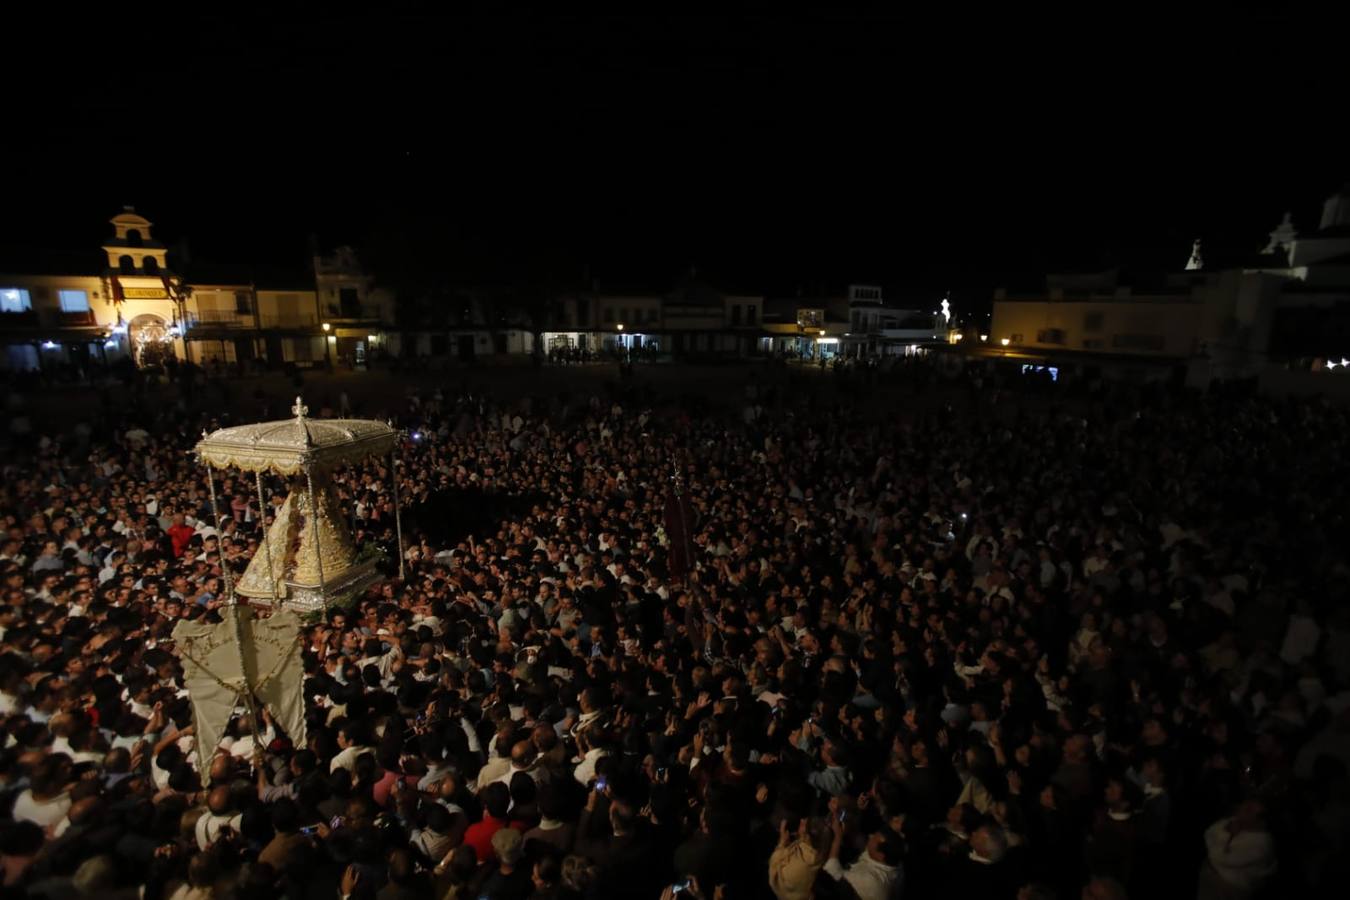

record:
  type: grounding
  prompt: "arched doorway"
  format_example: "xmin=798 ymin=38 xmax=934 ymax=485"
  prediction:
xmin=129 ymin=313 xmax=174 ymax=368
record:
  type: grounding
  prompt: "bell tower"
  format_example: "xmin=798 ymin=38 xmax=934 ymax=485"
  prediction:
xmin=99 ymin=207 xmax=191 ymax=365
xmin=102 ymin=206 xmax=171 ymax=276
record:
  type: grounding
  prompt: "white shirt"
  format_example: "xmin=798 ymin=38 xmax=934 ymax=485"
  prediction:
xmin=418 ymin=763 xmax=454 ymax=792
xmin=220 ymin=726 xmax=275 ymax=759
xmin=11 ymin=790 xmax=71 ymax=830
xmin=572 ymin=747 xmax=611 ymax=786
xmin=330 ymin=745 xmax=374 ymax=774
xmin=1204 ymin=820 xmax=1276 ymax=892
xmin=823 ymin=853 xmax=902 ymax=900
xmin=475 ymin=756 xmax=512 ymax=790
xmin=195 ymin=811 xmax=243 ymax=850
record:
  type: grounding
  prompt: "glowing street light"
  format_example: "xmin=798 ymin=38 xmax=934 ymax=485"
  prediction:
xmin=818 ymin=329 xmax=826 ymax=336
xmin=1000 ymin=338 xmax=1011 ymax=347
xmin=980 ymin=334 xmax=988 ymax=342
xmin=321 ymin=322 xmax=331 ymax=332
xmin=617 ymin=323 xmax=624 ymax=331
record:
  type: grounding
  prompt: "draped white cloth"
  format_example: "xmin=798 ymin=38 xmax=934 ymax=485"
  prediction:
xmin=172 ymin=606 xmax=305 ymax=783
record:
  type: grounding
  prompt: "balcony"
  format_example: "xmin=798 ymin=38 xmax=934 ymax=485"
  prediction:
xmin=322 ymin=302 xmax=381 ymax=322
xmin=30 ymin=309 xmax=99 ymax=328
xmin=58 ymin=310 xmax=97 ymax=327
xmin=0 ymin=310 xmax=39 ymax=328
xmin=188 ymin=310 xmax=252 ymax=329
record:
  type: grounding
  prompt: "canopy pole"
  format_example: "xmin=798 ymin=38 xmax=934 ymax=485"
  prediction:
xmin=296 ymin=396 xmax=326 ymax=598
xmin=202 ymin=439 xmax=260 ymax=757
xmin=201 ymin=448 xmax=234 ymax=602
xmin=226 ymin=603 xmax=262 ymax=758
xmin=390 ymin=445 xmax=406 ymax=581
xmin=305 ymin=459 xmax=327 ymax=594
xmin=255 ymin=470 xmax=280 ymax=607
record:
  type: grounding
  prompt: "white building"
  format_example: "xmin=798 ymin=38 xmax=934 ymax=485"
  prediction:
xmin=0 ymin=210 xmax=398 ymax=372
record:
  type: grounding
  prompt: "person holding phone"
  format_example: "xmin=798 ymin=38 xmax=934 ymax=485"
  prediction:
xmin=821 ymin=816 xmax=905 ymax=900
xmin=769 ymin=818 xmax=825 ymax=900
xmin=257 ymin=797 xmax=311 ymax=872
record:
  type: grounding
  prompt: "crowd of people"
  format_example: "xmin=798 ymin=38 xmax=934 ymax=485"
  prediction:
xmin=1 ymin=362 xmax=1349 ymax=900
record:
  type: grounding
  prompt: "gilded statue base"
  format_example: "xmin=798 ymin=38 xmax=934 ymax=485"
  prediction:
xmin=242 ymin=559 xmax=382 ymax=614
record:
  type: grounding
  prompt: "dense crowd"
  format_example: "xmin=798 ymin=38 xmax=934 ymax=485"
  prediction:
xmin=2 ymin=364 xmax=1349 ymax=900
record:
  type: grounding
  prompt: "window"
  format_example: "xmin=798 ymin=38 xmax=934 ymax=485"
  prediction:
xmin=118 ymin=255 xmax=135 ymax=275
xmin=1 ymin=288 xmax=33 ymax=313
xmin=731 ymin=305 xmax=742 ymax=326
xmin=1010 ymin=333 xmax=1024 ymax=343
xmin=125 ymin=229 xmax=143 ymax=247
xmin=747 ymin=305 xmax=757 ymax=325
xmin=1036 ymin=328 xmax=1065 ymax=345
xmin=339 ymin=287 xmax=361 ymax=317
xmin=142 ymin=256 xmax=159 ymax=275
xmin=235 ymin=292 xmax=252 ymax=314
xmin=1083 ymin=312 xmax=1104 ymax=332
xmin=58 ymin=290 xmax=90 ymax=312
xmin=1082 ymin=338 xmax=1105 ymax=350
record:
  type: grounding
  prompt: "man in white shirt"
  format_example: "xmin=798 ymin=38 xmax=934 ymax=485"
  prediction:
xmin=195 ymin=786 xmax=243 ymax=850
xmin=1199 ymin=802 xmax=1276 ymax=899
xmin=822 ymin=817 xmax=904 ymax=900
xmin=495 ymin=740 xmax=547 ymax=789
xmin=356 ymin=636 xmax=403 ymax=682
xmin=329 ymin=726 xmax=375 ymax=774
xmin=219 ymin=712 xmax=276 ymax=759
xmin=11 ymin=756 xmax=73 ymax=833
xmin=572 ymin=730 xmax=611 ymax=787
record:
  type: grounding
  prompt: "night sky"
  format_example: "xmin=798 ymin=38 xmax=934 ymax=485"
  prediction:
xmin=3 ymin=9 xmax=1342 ymax=305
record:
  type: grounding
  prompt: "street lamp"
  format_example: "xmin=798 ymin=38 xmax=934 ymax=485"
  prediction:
xmin=322 ymin=322 xmax=333 ymax=367
xmin=1000 ymin=337 xmax=1010 ymax=347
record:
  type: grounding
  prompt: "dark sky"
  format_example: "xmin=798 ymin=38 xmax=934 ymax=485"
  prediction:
xmin=2 ymin=8 xmax=1342 ymax=300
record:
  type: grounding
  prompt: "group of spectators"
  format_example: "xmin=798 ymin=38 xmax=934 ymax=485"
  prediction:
xmin=1 ymin=363 xmax=1349 ymax=900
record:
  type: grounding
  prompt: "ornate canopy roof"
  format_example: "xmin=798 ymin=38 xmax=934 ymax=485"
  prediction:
xmin=195 ymin=397 xmax=398 ymax=474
